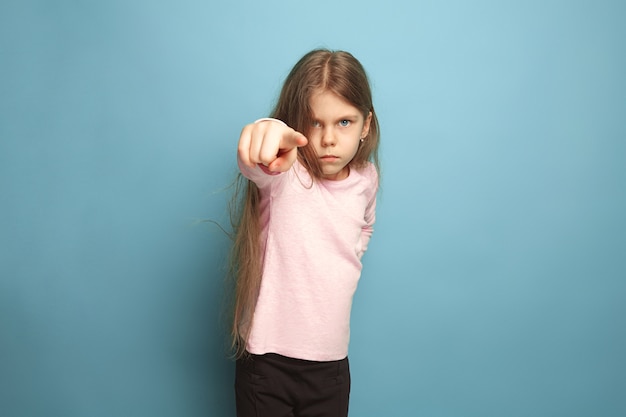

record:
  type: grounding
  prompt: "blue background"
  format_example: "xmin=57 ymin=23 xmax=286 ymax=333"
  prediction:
xmin=1 ymin=1 xmax=625 ymax=416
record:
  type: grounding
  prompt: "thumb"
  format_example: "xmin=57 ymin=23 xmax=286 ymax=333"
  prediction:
xmin=269 ymin=131 xmax=307 ymax=172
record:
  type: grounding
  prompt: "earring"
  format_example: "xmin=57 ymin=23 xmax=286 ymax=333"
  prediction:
xmin=360 ymin=138 xmax=365 ymax=142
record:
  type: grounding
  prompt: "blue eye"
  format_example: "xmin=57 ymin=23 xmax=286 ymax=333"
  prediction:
xmin=312 ymin=121 xmax=321 ymax=127
xmin=339 ymin=120 xmax=351 ymax=127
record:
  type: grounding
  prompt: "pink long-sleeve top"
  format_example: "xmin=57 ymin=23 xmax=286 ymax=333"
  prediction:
xmin=238 ymin=157 xmax=378 ymax=361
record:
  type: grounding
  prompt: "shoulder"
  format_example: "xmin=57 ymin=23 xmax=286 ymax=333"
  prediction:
xmin=344 ymin=162 xmax=378 ymax=204
xmin=353 ymin=161 xmax=379 ymax=188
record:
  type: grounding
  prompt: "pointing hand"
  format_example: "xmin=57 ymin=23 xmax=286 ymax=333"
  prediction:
xmin=238 ymin=119 xmax=308 ymax=172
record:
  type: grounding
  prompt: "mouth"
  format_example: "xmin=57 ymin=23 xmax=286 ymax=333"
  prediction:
xmin=320 ymin=155 xmax=340 ymax=162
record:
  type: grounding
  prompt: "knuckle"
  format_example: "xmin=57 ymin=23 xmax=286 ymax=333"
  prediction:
xmin=259 ymin=149 xmax=275 ymax=164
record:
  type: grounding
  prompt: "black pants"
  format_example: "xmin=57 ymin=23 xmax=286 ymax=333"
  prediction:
xmin=235 ymin=353 xmax=351 ymax=417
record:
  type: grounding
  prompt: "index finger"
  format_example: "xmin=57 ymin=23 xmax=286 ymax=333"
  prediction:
xmin=280 ymin=130 xmax=308 ymax=151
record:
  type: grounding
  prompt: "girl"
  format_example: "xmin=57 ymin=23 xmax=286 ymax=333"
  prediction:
xmin=230 ymin=49 xmax=380 ymax=417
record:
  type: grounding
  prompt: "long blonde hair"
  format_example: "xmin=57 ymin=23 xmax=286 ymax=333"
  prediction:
xmin=227 ymin=49 xmax=380 ymax=358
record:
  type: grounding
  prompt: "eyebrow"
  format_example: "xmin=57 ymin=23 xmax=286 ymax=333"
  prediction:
xmin=311 ymin=114 xmax=361 ymax=121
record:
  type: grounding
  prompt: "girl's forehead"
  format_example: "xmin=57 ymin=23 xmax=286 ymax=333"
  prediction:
xmin=309 ymin=89 xmax=361 ymax=117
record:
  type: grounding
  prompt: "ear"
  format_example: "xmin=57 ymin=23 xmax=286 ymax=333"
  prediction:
xmin=361 ymin=111 xmax=373 ymax=139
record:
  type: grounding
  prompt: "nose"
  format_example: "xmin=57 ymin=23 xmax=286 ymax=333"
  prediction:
xmin=321 ymin=128 xmax=336 ymax=147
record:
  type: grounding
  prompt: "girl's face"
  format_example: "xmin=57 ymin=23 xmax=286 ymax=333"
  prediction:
xmin=308 ymin=89 xmax=372 ymax=181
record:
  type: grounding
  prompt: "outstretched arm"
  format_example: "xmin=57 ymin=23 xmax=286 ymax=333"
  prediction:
xmin=238 ymin=119 xmax=308 ymax=173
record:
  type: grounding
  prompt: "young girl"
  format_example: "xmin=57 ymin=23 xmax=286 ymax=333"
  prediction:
xmin=230 ymin=49 xmax=380 ymax=417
